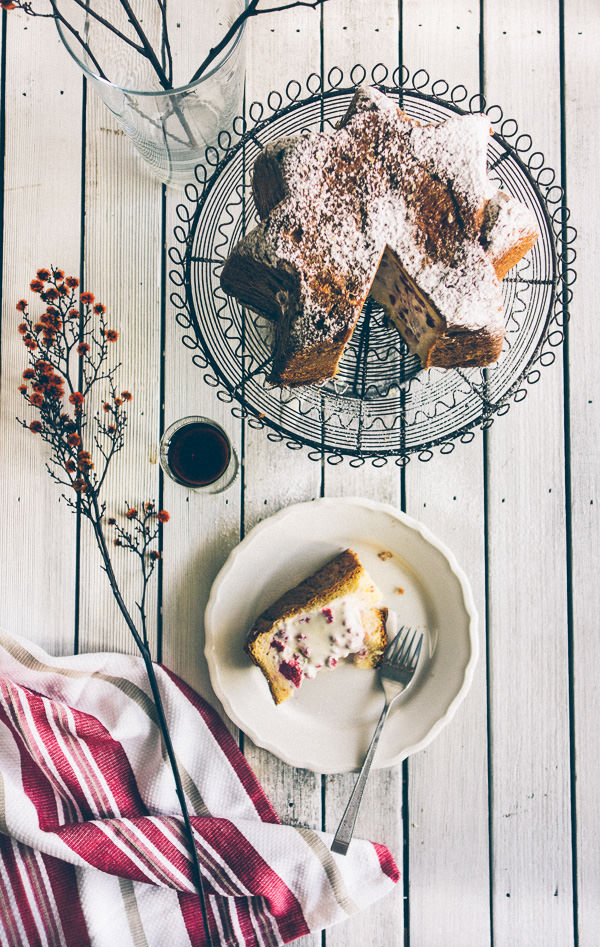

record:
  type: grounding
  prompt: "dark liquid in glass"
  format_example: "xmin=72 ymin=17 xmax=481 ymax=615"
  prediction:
xmin=166 ymin=421 xmax=231 ymax=487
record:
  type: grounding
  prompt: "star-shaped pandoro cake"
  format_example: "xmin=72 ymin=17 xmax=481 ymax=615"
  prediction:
xmin=221 ymin=86 xmax=539 ymax=387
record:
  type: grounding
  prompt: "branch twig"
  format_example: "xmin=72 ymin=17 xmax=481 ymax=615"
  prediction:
xmin=188 ymin=0 xmax=331 ymax=84
xmin=88 ymin=496 xmax=211 ymax=938
xmin=9 ymin=0 xmax=332 ymax=89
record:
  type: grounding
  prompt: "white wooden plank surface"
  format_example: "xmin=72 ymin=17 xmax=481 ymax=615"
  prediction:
xmin=483 ymin=3 xmax=573 ymax=943
xmin=322 ymin=0 xmax=399 ymax=83
xmin=77 ymin=86 xmax=165 ymax=659
xmin=0 ymin=14 xmax=82 ymax=656
xmin=0 ymin=1 xmax=597 ymax=945
xmin=564 ymin=2 xmax=600 ymax=944
xmin=400 ymin=4 xmax=492 ymax=945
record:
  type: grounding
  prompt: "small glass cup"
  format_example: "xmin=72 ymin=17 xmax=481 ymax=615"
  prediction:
xmin=55 ymin=1 xmax=247 ymax=187
xmin=160 ymin=416 xmax=239 ymax=494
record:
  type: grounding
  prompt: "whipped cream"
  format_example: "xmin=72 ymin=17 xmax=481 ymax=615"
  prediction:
xmin=269 ymin=596 xmax=368 ymax=688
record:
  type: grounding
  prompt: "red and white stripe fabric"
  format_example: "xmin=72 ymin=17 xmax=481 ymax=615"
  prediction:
xmin=0 ymin=629 xmax=399 ymax=946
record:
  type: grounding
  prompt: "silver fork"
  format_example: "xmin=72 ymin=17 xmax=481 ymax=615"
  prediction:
xmin=331 ymin=627 xmax=424 ymax=855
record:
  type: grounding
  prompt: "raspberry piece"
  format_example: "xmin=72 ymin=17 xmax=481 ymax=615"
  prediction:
xmin=279 ymin=658 xmax=303 ymax=688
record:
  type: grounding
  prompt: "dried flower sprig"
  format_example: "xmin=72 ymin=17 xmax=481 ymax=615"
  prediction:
xmin=17 ymin=268 xmax=126 ymax=506
xmin=17 ymin=268 xmax=212 ymax=943
xmin=108 ymin=502 xmax=169 ymax=648
xmin=3 ymin=0 xmax=332 ymax=90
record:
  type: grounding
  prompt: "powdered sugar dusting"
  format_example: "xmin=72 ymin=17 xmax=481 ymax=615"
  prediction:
xmin=482 ymin=190 xmax=539 ymax=263
xmin=223 ymin=84 xmax=539 ymax=376
xmin=259 ymin=88 xmax=502 ymax=344
xmin=418 ymin=244 xmax=503 ymax=332
xmin=409 ymin=115 xmax=496 ymax=214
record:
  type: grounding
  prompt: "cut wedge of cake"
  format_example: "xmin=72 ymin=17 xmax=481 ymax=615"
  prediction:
xmin=246 ymin=548 xmax=388 ymax=705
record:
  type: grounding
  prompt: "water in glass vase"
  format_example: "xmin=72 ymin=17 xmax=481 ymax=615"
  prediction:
xmin=55 ymin=1 xmax=248 ymax=187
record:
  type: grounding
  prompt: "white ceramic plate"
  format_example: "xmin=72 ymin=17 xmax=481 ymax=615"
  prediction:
xmin=205 ymin=497 xmax=478 ymax=773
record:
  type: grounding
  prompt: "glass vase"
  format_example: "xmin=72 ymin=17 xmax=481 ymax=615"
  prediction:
xmin=55 ymin=1 xmax=247 ymax=188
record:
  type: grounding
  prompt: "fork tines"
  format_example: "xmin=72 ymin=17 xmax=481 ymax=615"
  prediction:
xmin=385 ymin=626 xmax=424 ymax=670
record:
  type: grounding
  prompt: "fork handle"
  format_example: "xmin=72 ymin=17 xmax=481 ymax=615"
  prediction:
xmin=331 ymin=699 xmax=392 ymax=855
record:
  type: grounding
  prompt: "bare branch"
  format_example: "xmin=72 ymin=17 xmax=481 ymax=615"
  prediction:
xmin=11 ymin=0 xmax=331 ymax=88
xmin=188 ymin=0 xmax=331 ymax=84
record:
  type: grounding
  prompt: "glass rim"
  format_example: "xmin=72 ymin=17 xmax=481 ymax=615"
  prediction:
xmin=160 ymin=414 xmax=232 ymax=446
xmin=55 ymin=1 xmax=248 ymax=98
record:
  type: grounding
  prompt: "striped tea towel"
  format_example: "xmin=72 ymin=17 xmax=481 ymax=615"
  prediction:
xmin=0 ymin=629 xmax=399 ymax=946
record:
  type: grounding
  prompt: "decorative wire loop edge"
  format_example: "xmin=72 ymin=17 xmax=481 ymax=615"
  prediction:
xmin=167 ymin=64 xmax=576 ymax=467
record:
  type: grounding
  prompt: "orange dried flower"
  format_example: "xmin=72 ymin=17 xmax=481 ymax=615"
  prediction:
xmin=121 ymin=391 xmax=132 ymax=401
xmin=126 ymin=508 xmax=137 ymax=519
xmin=105 ymin=329 xmax=119 ymax=342
xmin=157 ymin=510 xmax=170 ymax=523
xmin=80 ymin=292 xmax=95 ymax=305
xmin=30 ymin=280 xmax=44 ymax=293
xmin=69 ymin=392 xmax=84 ymax=408
xmin=77 ymin=343 xmax=90 ymax=356
xmin=29 ymin=420 xmax=43 ymax=434
xmin=149 ymin=550 xmax=161 ymax=561
xmin=36 ymin=269 xmax=51 ymax=281
xmin=93 ymin=303 xmax=106 ymax=315
xmin=16 ymin=300 xmax=27 ymax=312
xmin=66 ymin=276 xmax=79 ymax=288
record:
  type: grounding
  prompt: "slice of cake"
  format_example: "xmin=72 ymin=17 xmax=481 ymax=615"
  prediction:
xmin=220 ymin=85 xmax=539 ymax=385
xmin=246 ymin=548 xmax=388 ymax=705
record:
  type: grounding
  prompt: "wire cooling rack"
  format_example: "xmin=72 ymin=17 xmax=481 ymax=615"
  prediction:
xmin=168 ymin=65 xmax=576 ymax=465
